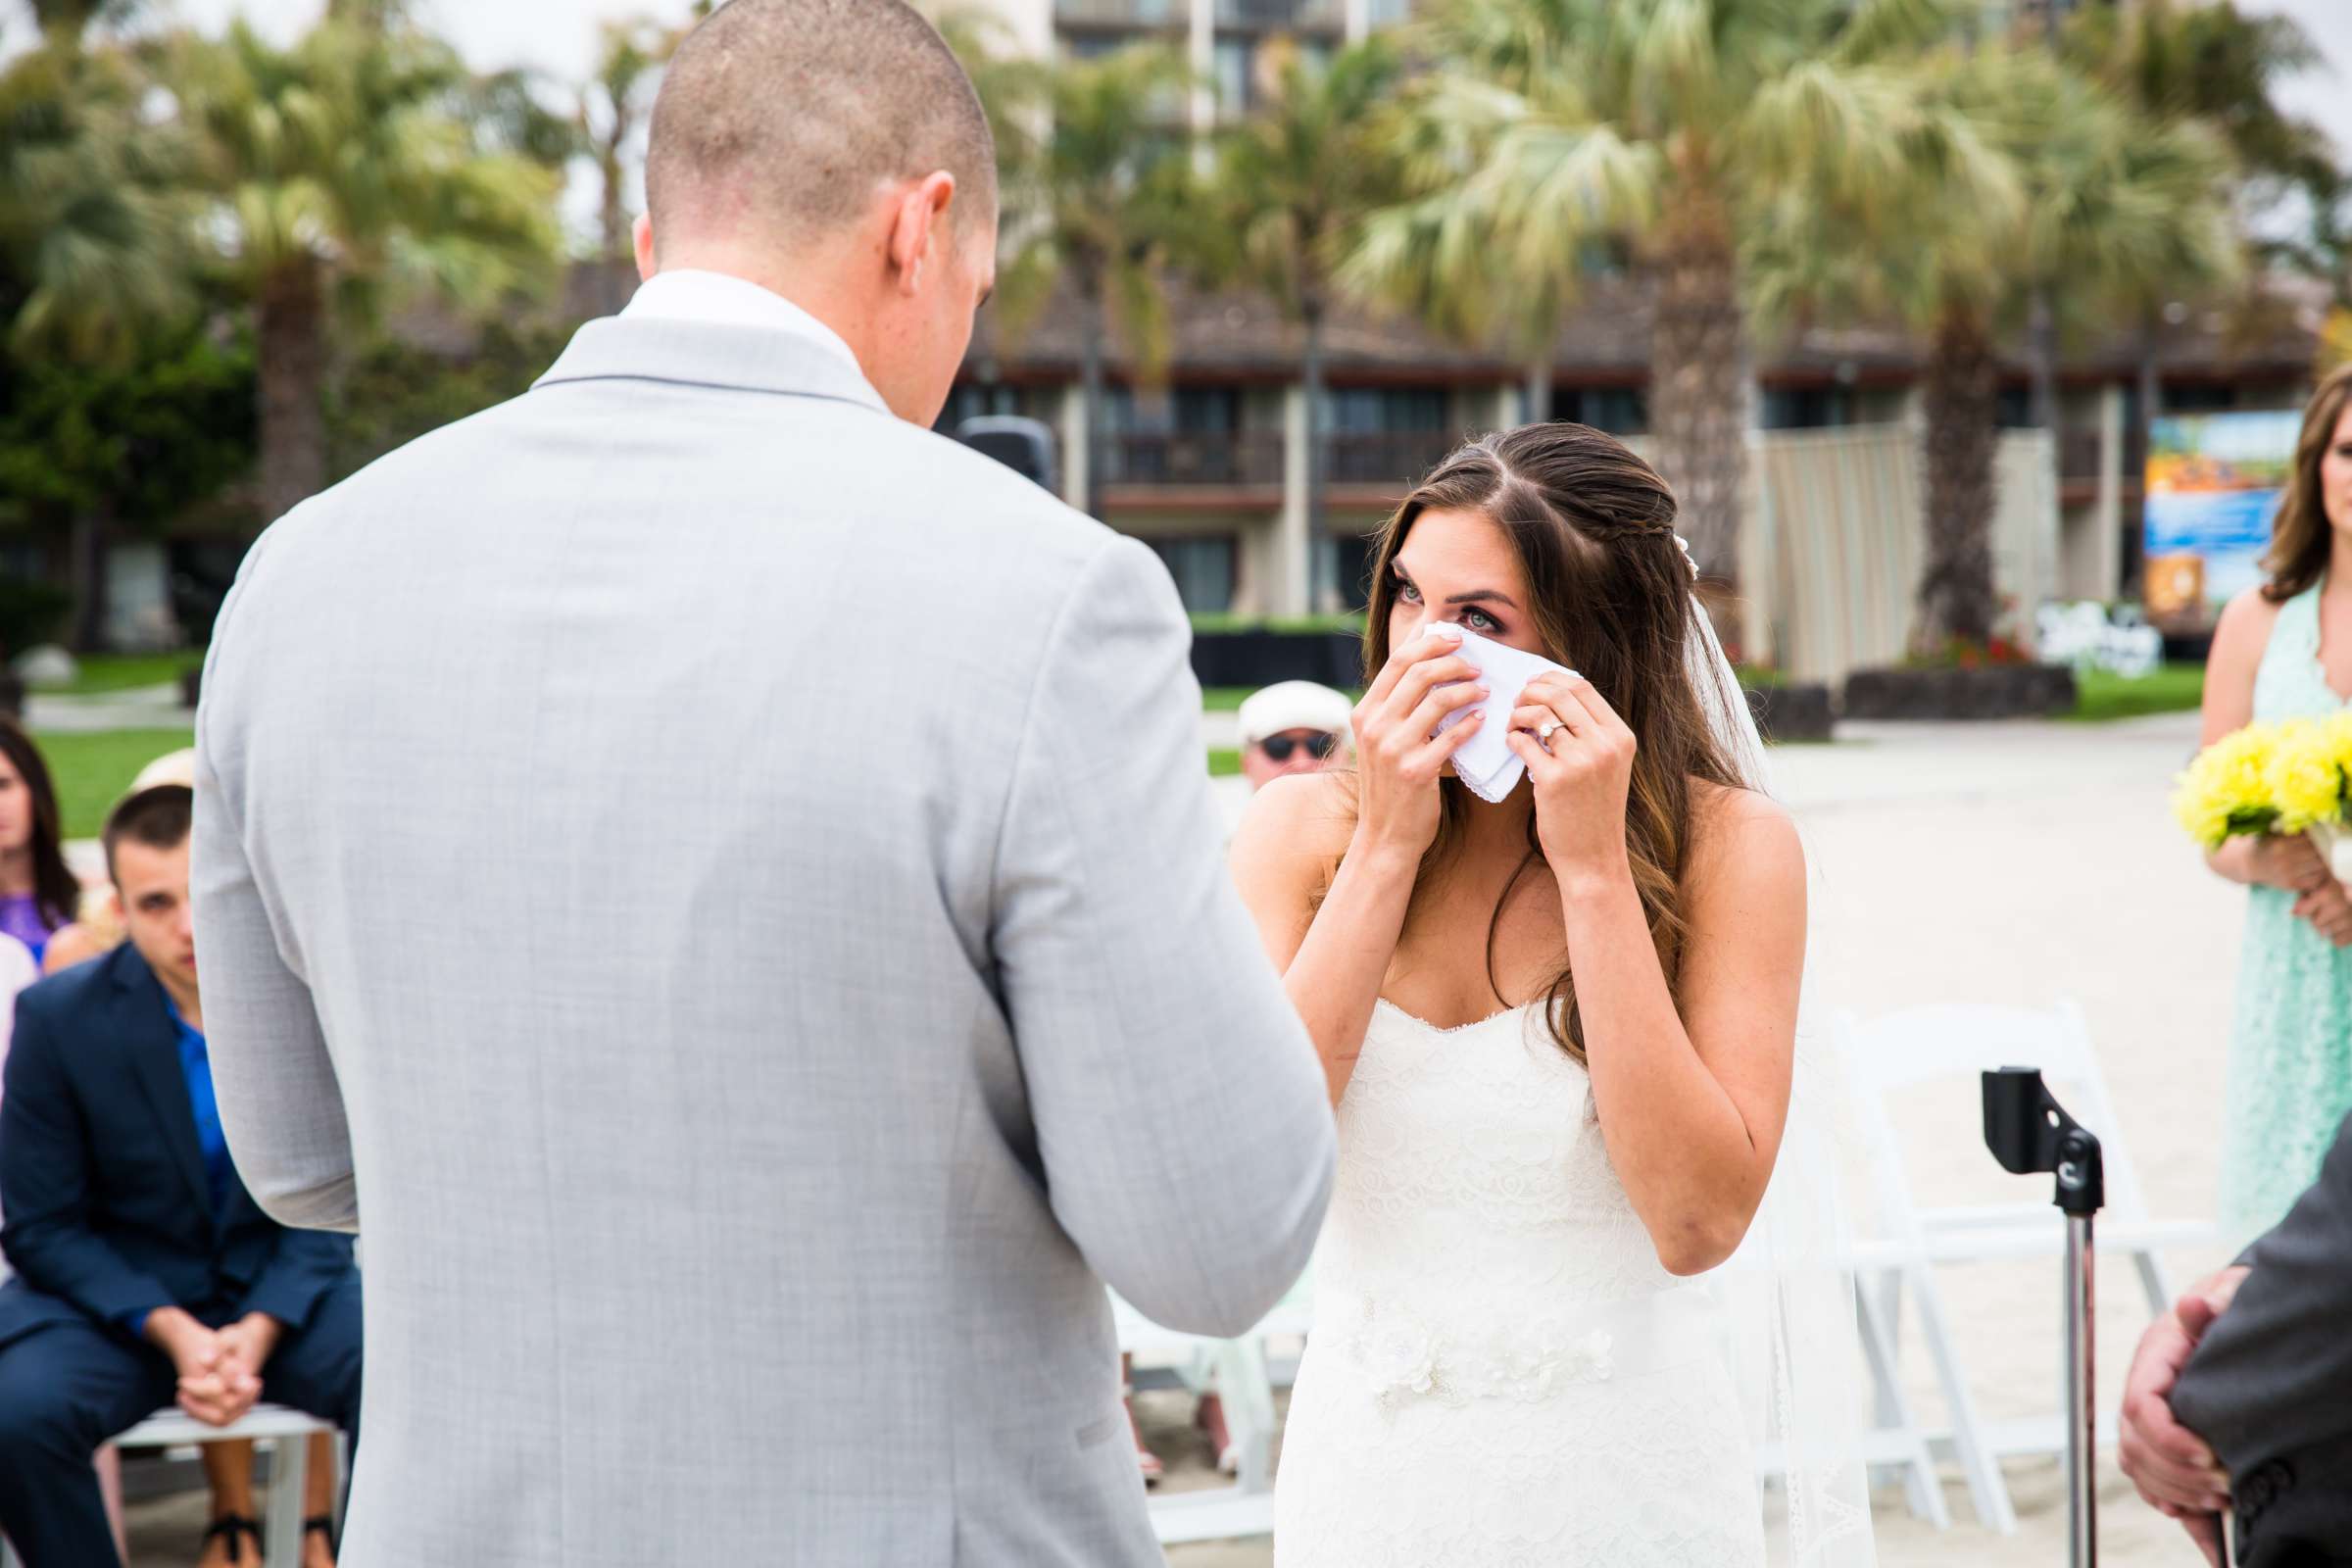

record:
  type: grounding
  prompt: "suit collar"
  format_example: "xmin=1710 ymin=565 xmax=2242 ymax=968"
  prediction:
xmin=533 ymin=314 xmax=894 ymax=419
xmin=108 ymin=945 xmax=219 ymax=1234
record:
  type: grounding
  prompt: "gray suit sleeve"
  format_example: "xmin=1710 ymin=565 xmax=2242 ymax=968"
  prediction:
xmin=2169 ymin=1107 xmax=2352 ymax=1470
xmin=991 ymin=536 xmax=1336 ymax=1337
xmin=192 ymin=535 xmax=361 ymax=1235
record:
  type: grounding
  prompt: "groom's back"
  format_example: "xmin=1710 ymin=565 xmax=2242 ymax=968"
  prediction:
xmin=192 ymin=319 xmax=1333 ymax=1564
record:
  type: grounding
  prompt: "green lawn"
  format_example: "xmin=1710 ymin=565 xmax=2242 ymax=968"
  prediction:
xmin=2069 ymin=663 xmax=2205 ymax=723
xmin=29 ymin=729 xmax=196 ymax=839
xmin=28 ymin=653 xmax=203 ymax=697
xmin=1208 ymin=747 xmax=1241 ymax=777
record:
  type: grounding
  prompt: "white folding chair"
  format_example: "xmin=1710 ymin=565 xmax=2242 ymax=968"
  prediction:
xmin=1836 ymin=1002 xmax=2216 ymax=1536
xmin=0 ymin=1403 xmax=336 ymax=1568
xmin=1114 ymin=1260 xmax=1314 ymax=1546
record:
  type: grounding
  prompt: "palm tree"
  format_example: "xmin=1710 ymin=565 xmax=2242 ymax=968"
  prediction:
xmin=2066 ymin=0 xmax=2326 ymax=543
xmin=0 ymin=2 xmax=192 ymax=647
xmin=1196 ymin=36 xmax=1404 ymax=554
xmin=1360 ymin=0 xmax=1968 ymax=580
xmin=1750 ymin=45 xmax=2234 ymax=646
xmin=985 ymin=41 xmax=1200 ymax=521
xmin=169 ymin=15 xmax=564 ymax=526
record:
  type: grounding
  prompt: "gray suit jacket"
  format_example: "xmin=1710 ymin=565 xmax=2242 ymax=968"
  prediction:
xmin=191 ymin=313 xmax=1337 ymax=1566
xmin=2172 ymin=1109 xmax=2352 ymax=1567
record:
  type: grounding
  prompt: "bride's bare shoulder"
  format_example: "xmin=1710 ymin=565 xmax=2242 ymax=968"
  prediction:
xmin=1687 ymin=778 xmax=1801 ymax=888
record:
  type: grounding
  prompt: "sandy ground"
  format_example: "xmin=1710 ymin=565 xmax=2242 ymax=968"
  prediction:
xmin=120 ymin=713 xmax=2241 ymax=1567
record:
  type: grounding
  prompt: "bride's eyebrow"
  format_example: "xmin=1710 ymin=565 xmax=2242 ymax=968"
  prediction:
xmin=1443 ymin=588 xmax=1520 ymax=611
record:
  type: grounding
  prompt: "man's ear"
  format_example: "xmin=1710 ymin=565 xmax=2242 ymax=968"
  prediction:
xmin=886 ymin=172 xmax=958 ymax=298
xmin=634 ymin=213 xmax=659 ymax=282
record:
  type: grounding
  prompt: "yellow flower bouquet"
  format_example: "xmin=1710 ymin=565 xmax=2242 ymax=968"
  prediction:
xmin=2175 ymin=714 xmax=2352 ymax=880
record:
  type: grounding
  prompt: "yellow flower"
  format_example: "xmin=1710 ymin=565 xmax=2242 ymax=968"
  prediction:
xmin=2174 ymin=722 xmax=2283 ymax=848
xmin=2267 ymin=719 xmax=2347 ymax=833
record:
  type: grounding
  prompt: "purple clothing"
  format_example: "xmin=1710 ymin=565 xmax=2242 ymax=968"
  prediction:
xmin=0 ymin=893 xmax=60 ymax=967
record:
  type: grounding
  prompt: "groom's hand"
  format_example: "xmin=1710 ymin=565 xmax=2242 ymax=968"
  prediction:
xmin=2120 ymin=1268 xmax=2247 ymax=1563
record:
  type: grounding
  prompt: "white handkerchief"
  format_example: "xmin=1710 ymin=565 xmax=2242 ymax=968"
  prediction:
xmin=1430 ymin=625 xmax=1576 ymax=803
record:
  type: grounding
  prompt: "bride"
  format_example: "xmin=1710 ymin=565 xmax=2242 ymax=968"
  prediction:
xmin=1235 ymin=422 xmax=1867 ymax=1565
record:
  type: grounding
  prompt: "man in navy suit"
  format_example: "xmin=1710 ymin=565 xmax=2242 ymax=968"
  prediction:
xmin=0 ymin=782 xmax=361 ymax=1567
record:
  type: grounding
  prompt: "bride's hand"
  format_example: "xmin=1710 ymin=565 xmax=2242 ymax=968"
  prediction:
xmin=1349 ymin=623 xmax=1487 ymax=863
xmin=1507 ymin=670 xmax=1635 ymax=883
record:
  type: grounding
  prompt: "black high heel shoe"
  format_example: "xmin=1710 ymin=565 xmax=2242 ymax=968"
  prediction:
xmin=200 ymin=1514 xmax=261 ymax=1563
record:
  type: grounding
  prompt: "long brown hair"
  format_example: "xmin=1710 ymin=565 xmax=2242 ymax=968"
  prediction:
xmin=0 ymin=717 xmax=80 ymax=939
xmin=1355 ymin=423 xmax=1749 ymax=1067
xmin=2263 ymin=365 xmax=2352 ymax=603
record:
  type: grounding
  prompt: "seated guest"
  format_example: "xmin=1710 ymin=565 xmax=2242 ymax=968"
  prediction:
xmin=0 ymin=781 xmax=361 ymax=1568
xmin=0 ymin=719 xmax=81 ymax=967
xmin=41 ymin=750 xmax=192 ymax=979
xmin=1237 ymin=680 xmax=1354 ymax=793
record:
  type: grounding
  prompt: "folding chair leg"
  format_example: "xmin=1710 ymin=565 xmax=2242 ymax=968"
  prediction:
xmin=2132 ymin=1250 xmax=2174 ymax=1318
xmin=1210 ymin=1338 xmax=1280 ymax=1494
xmin=1854 ymin=1279 xmax=1950 ymax=1528
xmin=266 ymin=1434 xmax=310 ymax=1566
xmin=1911 ymin=1266 xmax=2018 ymax=1535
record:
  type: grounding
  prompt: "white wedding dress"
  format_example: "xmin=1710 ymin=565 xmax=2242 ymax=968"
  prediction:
xmin=1273 ymin=999 xmax=1767 ymax=1567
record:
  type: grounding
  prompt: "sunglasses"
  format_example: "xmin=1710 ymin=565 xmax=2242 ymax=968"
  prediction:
xmin=1257 ymin=732 xmax=1340 ymax=763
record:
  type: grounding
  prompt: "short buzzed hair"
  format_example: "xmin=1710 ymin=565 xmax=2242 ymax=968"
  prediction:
xmin=103 ymin=784 xmax=192 ymax=886
xmin=646 ymin=0 xmax=997 ymax=247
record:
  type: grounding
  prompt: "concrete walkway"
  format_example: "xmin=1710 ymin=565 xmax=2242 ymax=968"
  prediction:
xmin=22 ymin=684 xmax=192 ymax=734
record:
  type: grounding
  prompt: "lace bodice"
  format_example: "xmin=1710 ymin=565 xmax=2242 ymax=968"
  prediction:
xmin=1275 ymin=1002 xmax=1764 ymax=1566
xmin=1320 ymin=1001 xmax=1676 ymax=1316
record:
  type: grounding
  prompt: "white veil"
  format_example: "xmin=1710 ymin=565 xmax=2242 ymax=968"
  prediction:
xmin=1687 ymin=593 xmax=1880 ymax=1567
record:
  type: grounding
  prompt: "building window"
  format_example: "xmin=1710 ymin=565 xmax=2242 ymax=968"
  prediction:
xmin=1759 ymin=385 xmax=1856 ymax=430
xmin=1325 ymin=386 xmax=1448 ymax=433
xmin=1145 ymin=536 xmax=1239 ymax=612
xmin=1556 ymin=387 xmax=1647 ymax=435
xmin=1315 ymin=531 xmax=1379 ymax=612
xmin=934 ymin=382 xmax=1033 ymax=434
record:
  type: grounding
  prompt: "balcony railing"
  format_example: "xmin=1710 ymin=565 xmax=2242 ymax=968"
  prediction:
xmin=1214 ymin=0 xmax=1345 ymax=29
xmin=1325 ymin=429 xmax=1462 ymax=488
xmin=1056 ymin=0 xmax=1183 ymax=26
xmin=1102 ymin=430 xmax=1286 ymax=488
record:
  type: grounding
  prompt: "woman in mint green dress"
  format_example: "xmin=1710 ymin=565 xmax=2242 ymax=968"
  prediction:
xmin=2200 ymin=364 xmax=2352 ymax=1239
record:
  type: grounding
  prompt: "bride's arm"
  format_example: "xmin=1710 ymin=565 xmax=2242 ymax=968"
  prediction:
xmin=1568 ymin=788 xmax=1804 ymax=1276
xmin=1228 ymin=773 xmax=1415 ymax=1107
xmin=1508 ymin=671 xmax=1802 ymax=1277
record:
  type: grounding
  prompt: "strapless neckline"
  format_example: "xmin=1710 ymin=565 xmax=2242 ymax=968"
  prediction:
xmin=1372 ymin=996 xmax=1542 ymax=1038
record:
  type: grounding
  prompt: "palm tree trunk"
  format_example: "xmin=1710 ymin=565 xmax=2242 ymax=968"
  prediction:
xmin=1302 ymin=299 xmax=1326 ymax=549
xmin=1648 ymin=224 xmax=1749 ymax=582
xmin=1917 ymin=308 xmax=2002 ymax=648
xmin=68 ymin=497 xmax=111 ymax=654
xmin=1079 ymin=274 xmax=1108 ymax=522
xmin=599 ymin=134 xmax=635 ymax=315
xmin=257 ymin=261 xmax=329 ymax=526
xmin=2130 ymin=314 xmax=2162 ymax=596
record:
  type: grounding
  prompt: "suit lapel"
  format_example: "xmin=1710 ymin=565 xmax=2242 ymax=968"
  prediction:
xmin=113 ymin=950 xmax=217 ymax=1234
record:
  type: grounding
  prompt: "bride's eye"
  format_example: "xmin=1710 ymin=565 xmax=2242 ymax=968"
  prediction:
xmin=1464 ymin=608 xmax=1500 ymax=634
xmin=1395 ymin=577 xmax=1422 ymax=604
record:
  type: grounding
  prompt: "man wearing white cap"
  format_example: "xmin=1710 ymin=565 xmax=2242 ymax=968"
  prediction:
xmin=1236 ymin=680 xmax=1356 ymax=793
